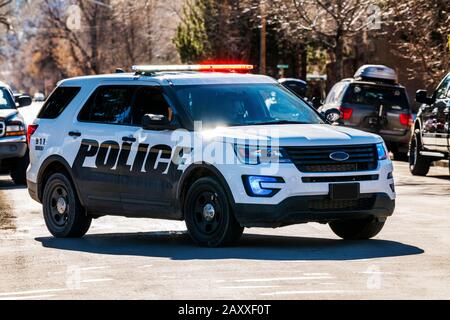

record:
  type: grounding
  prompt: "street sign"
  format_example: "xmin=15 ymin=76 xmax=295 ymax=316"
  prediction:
xmin=277 ymin=64 xmax=289 ymax=69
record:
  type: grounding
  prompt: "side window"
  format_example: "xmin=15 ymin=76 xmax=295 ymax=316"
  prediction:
xmin=335 ymin=83 xmax=348 ymax=102
xmin=325 ymin=85 xmax=338 ymax=104
xmin=78 ymin=86 xmax=135 ymax=125
xmin=435 ymin=75 xmax=450 ymax=100
xmin=37 ymin=87 xmax=80 ymax=119
xmin=325 ymin=83 xmax=345 ymax=104
xmin=132 ymin=86 xmax=174 ymax=126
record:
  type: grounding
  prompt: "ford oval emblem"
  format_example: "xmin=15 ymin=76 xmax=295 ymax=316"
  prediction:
xmin=329 ymin=151 xmax=350 ymax=162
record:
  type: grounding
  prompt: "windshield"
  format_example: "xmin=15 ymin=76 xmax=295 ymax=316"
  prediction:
xmin=0 ymin=87 xmax=15 ymax=110
xmin=343 ymin=84 xmax=410 ymax=110
xmin=173 ymin=83 xmax=323 ymax=127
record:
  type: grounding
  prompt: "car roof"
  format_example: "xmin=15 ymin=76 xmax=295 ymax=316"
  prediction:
xmin=339 ymin=78 xmax=406 ymax=89
xmin=58 ymin=72 xmax=278 ymax=87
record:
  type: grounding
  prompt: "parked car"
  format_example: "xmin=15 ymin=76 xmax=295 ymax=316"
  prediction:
xmin=0 ymin=81 xmax=32 ymax=184
xmin=33 ymin=92 xmax=46 ymax=102
xmin=409 ymin=72 xmax=450 ymax=176
xmin=278 ymin=78 xmax=308 ymax=98
xmin=319 ymin=65 xmax=413 ymax=161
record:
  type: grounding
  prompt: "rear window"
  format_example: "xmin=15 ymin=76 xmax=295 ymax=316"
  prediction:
xmin=38 ymin=86 xmax=81 ymax=119
xmin=343 ymin=84 xmax=410 ymax=110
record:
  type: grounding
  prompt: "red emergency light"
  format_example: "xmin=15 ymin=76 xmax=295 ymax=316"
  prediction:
xmin=132 ymin=64 xmax=254 ymax=74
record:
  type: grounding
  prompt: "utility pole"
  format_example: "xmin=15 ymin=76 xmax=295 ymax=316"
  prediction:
xmin=260 ymin=0 xmax=267 ymax=75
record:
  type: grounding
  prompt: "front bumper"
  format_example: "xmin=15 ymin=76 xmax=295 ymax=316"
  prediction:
xmin=27 ymin=179 xmax=40 ymax=203
xmin=234 ymin=193 xmax=395 ymax=228
xmin=0 ymin=136 xmax=27 ymax=161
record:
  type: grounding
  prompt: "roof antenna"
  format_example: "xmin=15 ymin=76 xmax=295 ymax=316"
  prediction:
xmin=115 ymin=68 xmax=125 ymax=73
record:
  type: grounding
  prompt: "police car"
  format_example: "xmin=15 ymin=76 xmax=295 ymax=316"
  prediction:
xmin=26 ymin=65 xmax=395 ymax=247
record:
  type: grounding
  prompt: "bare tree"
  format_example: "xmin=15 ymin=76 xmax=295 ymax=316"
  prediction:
xmin=0 ymin=0 xmax=11 ymax=29
xmin=42 ymin=0 xmax=113 ymax=75
xmin=267 ymin=0 xmax=378 ymax=80
xmin=386 ymin=0 xmax=450 ymax=86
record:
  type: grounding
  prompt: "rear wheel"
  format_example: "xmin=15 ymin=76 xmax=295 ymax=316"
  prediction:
xmin=409 ymin=131 xmax=431 ymax=176
xmin=184 ymin=177 xmax=243 ymax=247
xmin=10 ymin=153 xmax=29 ymax=185
xmin=330 ymin=217 xmax=385 ymax=240
xmin=42 ymin=172 xmax=91 ymax=238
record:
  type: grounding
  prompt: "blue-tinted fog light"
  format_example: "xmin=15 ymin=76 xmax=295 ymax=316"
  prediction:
xmin=242 ymin=176 xmax=284 ymax=197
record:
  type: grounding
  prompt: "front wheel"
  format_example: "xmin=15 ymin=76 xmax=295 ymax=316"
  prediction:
xmin=42 ymin=173 xmax=91 ymax=238
xmin=184 ymin=177 xmax=243 ymax=247
xmin=329 ymin=217 xmax=385 ymax=240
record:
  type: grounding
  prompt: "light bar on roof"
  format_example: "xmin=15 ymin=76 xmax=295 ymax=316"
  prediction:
xmin=132 ymin=64 xmax=254 ymax=73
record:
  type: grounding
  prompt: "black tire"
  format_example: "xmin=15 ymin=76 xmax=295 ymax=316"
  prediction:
xmin=10 ymin=153 xmax=29 ymax=185
xmin=184 ymin=177 xmax=244 ymax=247
xmin=329 ymin=217 xmax=385 ymax=240
xmin=42 ymin=172 xmax=91 ymax=238
xmin=409 ymin=131 xmax=431 ymax=176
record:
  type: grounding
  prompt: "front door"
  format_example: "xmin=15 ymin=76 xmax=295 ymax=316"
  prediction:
xmin=117 ymin=85 xmax=187 ymax=218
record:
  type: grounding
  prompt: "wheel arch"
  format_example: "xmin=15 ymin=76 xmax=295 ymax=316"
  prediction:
xmin=36 ymin=155 xmax=84 ymax=205
xmin=177 ymin=163 xmax=236 ymax=217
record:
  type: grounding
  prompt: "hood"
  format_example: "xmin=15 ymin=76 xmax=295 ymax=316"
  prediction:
xmin=202 ymin=124 xmax=384 ymax=147
xmin=0 ymin=109 xmax=18 ymax=121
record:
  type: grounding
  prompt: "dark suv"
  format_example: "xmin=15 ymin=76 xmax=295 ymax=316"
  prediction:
xmin=409 ymin=72 xmax=450 ymax=176
xmin=320 ymin=65 xmax=413 ymax=160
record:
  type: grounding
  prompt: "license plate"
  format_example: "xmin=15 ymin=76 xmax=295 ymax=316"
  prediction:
xmin=329 ymin=183 xmax=360 ymax=200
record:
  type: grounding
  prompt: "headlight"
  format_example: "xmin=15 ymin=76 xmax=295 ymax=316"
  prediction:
xmin=376 ymin=142 xmax=389 ymax=160
xmin=233 ymin=144 xmax=291 ymax=165
xmin=5 ymin=113 xmax=26 ymax=137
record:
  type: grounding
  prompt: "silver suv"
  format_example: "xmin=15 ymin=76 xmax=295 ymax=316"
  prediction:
xmin=320 ymin=65 xmax=413 ymax=161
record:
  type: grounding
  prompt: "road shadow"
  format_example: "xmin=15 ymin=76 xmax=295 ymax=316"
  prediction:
xmin=35 ymin=231 xmax=424 ymax=261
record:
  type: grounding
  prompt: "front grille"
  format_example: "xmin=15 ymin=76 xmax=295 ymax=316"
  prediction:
xmin=285 ymin=144 xmax=378 ymax=173
xmin=308 ymin=195 xmax=376 ymax=211
xmin=0 ymin=121 xmax=5 ymax=137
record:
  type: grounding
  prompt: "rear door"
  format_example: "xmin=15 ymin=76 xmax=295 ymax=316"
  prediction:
xmin=70 ymin=84 xmax=135 ymax=214
xmin=342 ymin=83 xmax=411 ymax=136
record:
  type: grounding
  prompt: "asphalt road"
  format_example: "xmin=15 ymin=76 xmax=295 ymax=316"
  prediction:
xmin=0 ymin=161 xmax=449 ymax=300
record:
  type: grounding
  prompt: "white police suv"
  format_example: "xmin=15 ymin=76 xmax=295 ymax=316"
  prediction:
xmin=27 ymin=65 xmax=395 ymax=247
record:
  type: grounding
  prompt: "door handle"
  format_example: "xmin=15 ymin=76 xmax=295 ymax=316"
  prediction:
xmin=122 ymin=136 xmax=136 ymax=143
xmin=68 ymin=131 xmax=81 ymax=137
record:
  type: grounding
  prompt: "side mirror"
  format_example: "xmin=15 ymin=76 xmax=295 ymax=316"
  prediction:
xmin=311 ymin=97 xmax=322 ymax=109
xmin=324 ymin=108 xmax=341 ymax=124
xmin=416 ymin=90 xmax=433 ymax=105
xmin=17 ymin=95 xmax=32 ymax=108
xmin=142 ymin=114 xmax=175 ymax=131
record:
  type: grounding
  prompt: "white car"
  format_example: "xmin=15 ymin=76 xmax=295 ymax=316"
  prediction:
xmin=26 ymin=65 xmax=395 ymax=247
